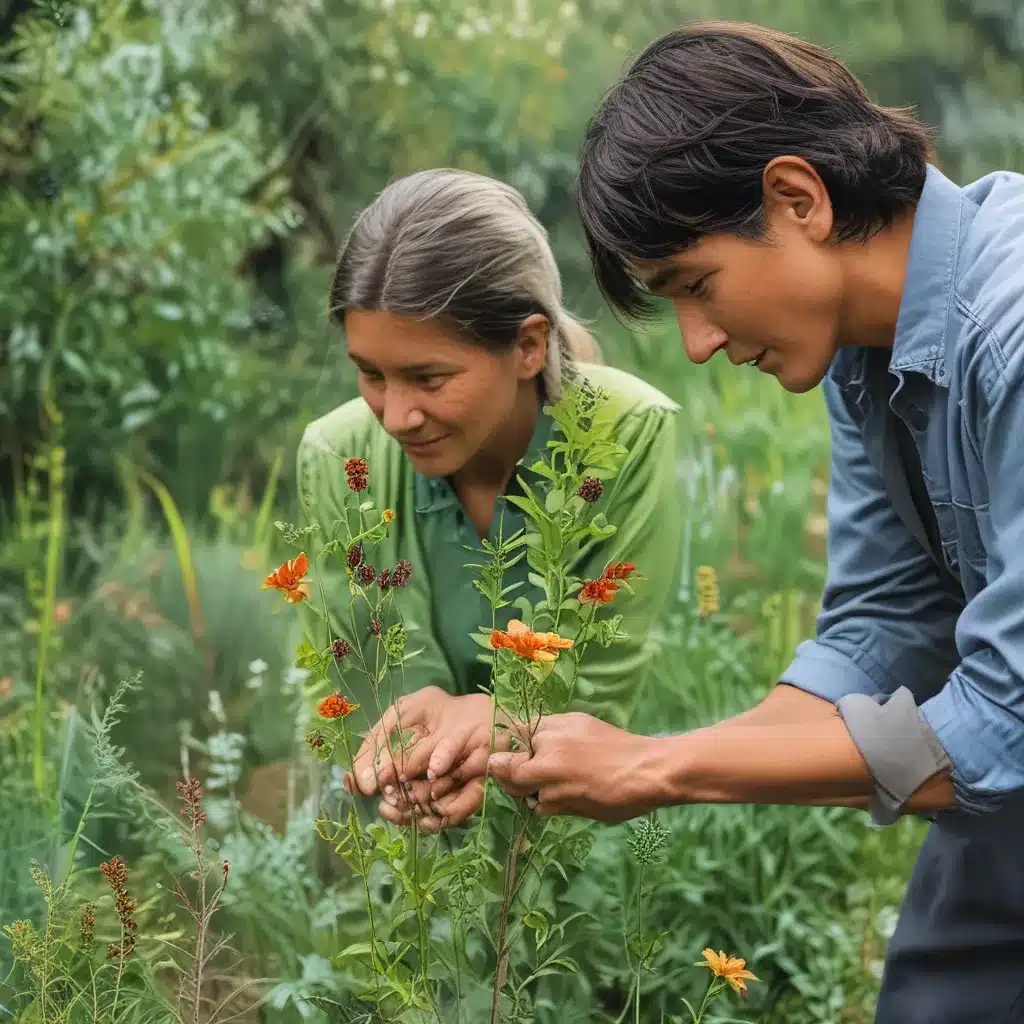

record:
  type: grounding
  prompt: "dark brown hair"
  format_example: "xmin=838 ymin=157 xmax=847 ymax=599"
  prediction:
xmin=577 ymin=21 xmax=935 ymax=318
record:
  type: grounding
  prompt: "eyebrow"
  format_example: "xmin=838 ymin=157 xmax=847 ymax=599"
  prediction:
xmin=641 ymin=266 xmax=684 ymax=296
xmin=348 ymin=353 xmax=454 ymax=375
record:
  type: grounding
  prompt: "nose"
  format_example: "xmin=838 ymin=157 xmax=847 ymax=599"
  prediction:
xmin=380 ymin=384 xmax=426 ymax=437
xmin=675 ymin=304 xmax=728 ymax=365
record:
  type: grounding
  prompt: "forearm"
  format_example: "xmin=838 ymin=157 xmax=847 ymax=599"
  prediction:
xmin=716 ymin=682 xmax=841 ymax=728
xmin=652 ymin=715 xmax=955 ymax=813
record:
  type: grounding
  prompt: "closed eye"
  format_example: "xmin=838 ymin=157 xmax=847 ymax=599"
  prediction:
xmin=684 ymin=275 xmax=711 ymax=298
xmin=410 ymin=372 xmax=450 ymax=391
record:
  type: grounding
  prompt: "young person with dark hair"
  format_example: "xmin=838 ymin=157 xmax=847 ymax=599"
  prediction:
xmin=352 ymin=23 xmax=1024 ymax=1020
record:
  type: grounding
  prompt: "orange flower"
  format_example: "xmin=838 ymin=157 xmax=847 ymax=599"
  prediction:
xmin=318 ymin=693 xmax=359 ymax=719
xmin=603 ymin=561 xmax=636 ymax=581
xmin=262 ymin=553 xmax=311 ymax=603
xmin=579 ymin=577 xmax=619 ymax=605
xmin=382 ymin=508 xmax=396 ymax=523
xmin=696 ymin=949 xmax=759 ymax=996
xmin=490 ymin=619 xmax=573 ymax=662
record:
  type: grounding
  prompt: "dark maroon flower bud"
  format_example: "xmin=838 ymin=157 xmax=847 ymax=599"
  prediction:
xmin=577 ymin=477 xmax=604 ymax=503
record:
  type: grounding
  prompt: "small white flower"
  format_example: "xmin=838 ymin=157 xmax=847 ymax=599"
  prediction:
xmin=456 ymin=22 xmax=473 ymax=40
xmin=284 ymin=666 xmax=310 ymax=689
xmin=411 ymin=11 xmax=430 ymax=38
xmin=369 ymin=64 xmax=387 ymax=81
xmin=208 ymin=689 xmax=226 ymax=724
xmin=394 ymin=69 xmax=410 ymax=87
xmin=249 ymin=658 xmax=268 ymax=675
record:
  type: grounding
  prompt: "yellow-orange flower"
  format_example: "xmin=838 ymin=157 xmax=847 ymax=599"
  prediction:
xmin=490 ymin=619 xmax=573 ymax=662
xmin=382 ymin=508 xmax=396 ymax=523
xmin=318 ymin=694 xmax=359 ymax=719
xmin=579 ymin=577 xmax=619 ymax=605
xmin=696 ymin=949 xmax=759 ymax=996
xmin=262 ymin=553 xmax=311 ymax=603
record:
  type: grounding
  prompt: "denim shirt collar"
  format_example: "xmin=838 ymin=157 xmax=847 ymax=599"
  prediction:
xmin=889 ymin=164 xmax=965 ymax=386
xmin=830 ymin=164 xmax=965 ymax=390
xmin=413 ymin=407 xmax=555 ymax=514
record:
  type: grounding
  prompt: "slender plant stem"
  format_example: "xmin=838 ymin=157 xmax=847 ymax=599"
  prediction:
xmin=634 ymin=864 xmax=645 ymax=1024
xmin=490 ymin=818 xmax=529 ymax=1024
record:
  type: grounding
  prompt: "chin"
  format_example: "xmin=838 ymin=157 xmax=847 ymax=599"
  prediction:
xmin=773 ymin=362 xmax=830 ymax=395
xmin=404 ymin=447 xmax=462 ymax=478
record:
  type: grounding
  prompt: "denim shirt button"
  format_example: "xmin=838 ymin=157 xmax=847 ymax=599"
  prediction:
xmin=908 ymin=406 xmax=929 ymax=431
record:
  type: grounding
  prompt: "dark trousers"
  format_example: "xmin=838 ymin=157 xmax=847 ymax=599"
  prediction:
xmin=875 ymin=814 xmax=1024 ymax=1023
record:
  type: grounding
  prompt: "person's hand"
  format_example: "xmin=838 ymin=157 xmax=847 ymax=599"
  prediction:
xmin=345 ymin=686 xmax=512 ymax=797
xmin=377 ymin=775 xmax=487 ymax=834
xmin=486 ymin=712 xmax=671 ymax=823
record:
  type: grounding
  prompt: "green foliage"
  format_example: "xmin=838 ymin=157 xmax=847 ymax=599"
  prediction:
xmin=2 ymin=0 xmax=1017 ymax=1019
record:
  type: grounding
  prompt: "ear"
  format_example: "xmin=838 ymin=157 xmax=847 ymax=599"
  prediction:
xmin=514 ymin=314 xmax=550 ymax=381
xmin=762 ymin=156 xmax=834 ymax=244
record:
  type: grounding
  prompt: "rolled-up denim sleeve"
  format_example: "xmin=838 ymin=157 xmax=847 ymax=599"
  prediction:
xmin=919 ymin=355 xmax=1024 ymax=814
xmin=780 ymin=376 xmax=962 ymax=708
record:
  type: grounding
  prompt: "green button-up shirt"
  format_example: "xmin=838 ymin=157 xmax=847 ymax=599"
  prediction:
xmin=296 ymin=363 xmax=680 ymax=728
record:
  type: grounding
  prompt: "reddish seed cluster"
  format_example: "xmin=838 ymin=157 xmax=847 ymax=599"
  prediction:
xmin=577 ymin=477 xmax=604 ymax=503
xmin=357 ymin=562 xmax=376 ymax=586
xmin=370 ymin=619 xmax=383 ymax=636
xmin=345 ymin=457 xmax=369 ymax=492
xmin=176 ymin=777 xmax=208 ymax=828
xmin=99 ymin=856 xmax=138 ymax=961
xmin=391 ymin=559 xmax=413 ymax=588
xmin=80 ymin=902 xmax=96 ymax=949
xmin=331 ymin=637 xmax=353 ymax=660
xmin=308 ymin=730 xmax=326 ymax=750
xmin=376 ymin=568 xmax=391 ymax=592
xmin=346 ymin=543 xmax=363 ymax=569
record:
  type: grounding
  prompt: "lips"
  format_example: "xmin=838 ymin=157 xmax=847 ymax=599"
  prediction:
xmin=728 ymin=348 xmax=767 ymax=368
xmin=400 ymin=435 xmax=449 ymax=452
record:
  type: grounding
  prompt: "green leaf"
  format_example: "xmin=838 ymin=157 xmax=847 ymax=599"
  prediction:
xmin=505 ymin=493 xmax=544 ymax=519
xmin=335 ymin=941 xmax=374 ymax=961
xmin=522 ymin=909 xmax=549 ymax=950
xmin=470 ymin=631 xmax=495 ymax=649
xmin=545 ymin=488 xmax=565 ymax=514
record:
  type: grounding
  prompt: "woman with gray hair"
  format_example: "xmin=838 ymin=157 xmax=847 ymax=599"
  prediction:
xmin=297 ymin=168 xmax=681 ymax=827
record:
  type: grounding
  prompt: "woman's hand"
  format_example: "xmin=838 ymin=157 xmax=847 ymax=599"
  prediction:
xmin=346 ymin=686 xmax=513 ymax=797
xmin=377 ymin=775 xmax=487 ymax=834
xmin=486 ymin=712 xmax=671 ymax=823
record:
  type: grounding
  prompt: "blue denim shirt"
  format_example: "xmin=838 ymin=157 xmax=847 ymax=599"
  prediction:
xmin=781 ymin=164 xmax=1024 ymax=816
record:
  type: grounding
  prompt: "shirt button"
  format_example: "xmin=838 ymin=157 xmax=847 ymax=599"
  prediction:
xmin=908 ymin=406 xmax=929 ymax=431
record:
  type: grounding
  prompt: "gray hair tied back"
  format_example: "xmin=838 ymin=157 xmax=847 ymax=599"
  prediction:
xmin=329 ymin=168 xmax=599 ymax=400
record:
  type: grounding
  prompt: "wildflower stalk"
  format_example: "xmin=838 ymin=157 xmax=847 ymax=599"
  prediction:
xmin=174 ymin=778 xmax=230 ymax=1024
xmin=634 ymin=864 xmax=644 ymax=1024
